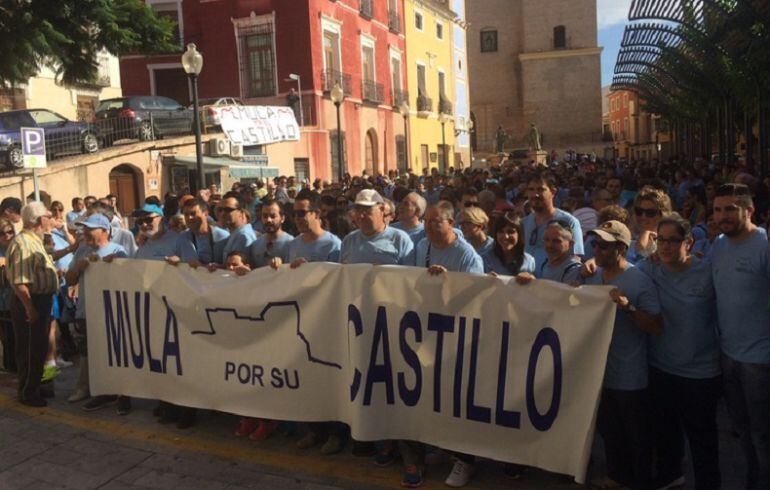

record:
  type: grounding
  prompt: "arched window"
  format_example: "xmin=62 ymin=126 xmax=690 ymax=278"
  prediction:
xmin=554 ymin=26 xmax=566 ymax=49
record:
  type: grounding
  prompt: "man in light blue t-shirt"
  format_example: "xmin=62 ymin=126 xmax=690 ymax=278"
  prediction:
xmin=341 ymin=190 xmax=414 ymax=266
xmin=391 ymin=192 xmax=426 ymax=248
xmin=275 ymin=190 xmax=340 ymax=267
xmin=180 ymin=198 xmax=230 ymax=265
xmin=249 ymin=198 xmax=293 ymax=268
xmin=133 ymin=204 xmax=197 ymax=263
xmin=415 ymin=200 xmax=483 ymax=274
xmin=215 ymin=196 xmax=257 ymax=269
xmin=711 ymin=184 xmax=770 ymax=489
xmin=583 ymin=220 xmax=661 ymax=489
xmin=522 ymin=172 xmax=584 ymax=271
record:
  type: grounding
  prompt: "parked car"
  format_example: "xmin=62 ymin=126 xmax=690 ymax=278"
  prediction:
xmin=0 ymin=109 xmax=100 ymax=169
xmin=194 ymin=97 xmax=243 ymax=129
xmin=95 ymin=96 xmax=194 ymax=146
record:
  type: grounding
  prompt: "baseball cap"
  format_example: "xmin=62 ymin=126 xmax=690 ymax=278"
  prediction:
xmin=78 ymin=213 xmax=111 ymax=231
xmin=354 ymin=189 xmax=384 ymax=207
xmin=589 ymin=220 xmax=632 ymax=247
xmin=131 ymin=203 xmax=163 ymax=218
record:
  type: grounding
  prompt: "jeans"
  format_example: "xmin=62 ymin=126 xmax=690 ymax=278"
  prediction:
xmin=649 ymin=366 xmax=721 ymax=489
xmin=721 ymin=354 xmax=770 ymax=490
xmin=597 ymin=387 xmax=654 ymax=490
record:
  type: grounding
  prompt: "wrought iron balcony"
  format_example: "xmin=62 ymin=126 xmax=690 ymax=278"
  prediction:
xmin=388 ymin=11 xmax=401 ymax=33
xmin=392 ymin=89 xmax=409 ymax=108
xmin=439 ymin=97 xmax=453 ymax=115
xmin=321 ymin=69 xmax=353 ymax=96
xmin=360 ymin=0 xmax=373 ymax=19
xmin=416 ymin=94 xmax=433 ymax=113
xmin=362 ymin=79 xmax=384 ymax=104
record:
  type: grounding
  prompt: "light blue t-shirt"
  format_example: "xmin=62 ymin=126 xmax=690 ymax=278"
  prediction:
xmin=341 ymin=227 xmax=415 ymax=265
xmin=66 ymin=210 xmax=85 ymax=225
xmin=584 ymin=265 xmax=661 ymax=390
xmin=391 ymin=221 xmax=426 ymax=248
xmin=481 ymin=249 xmax=536 ymax=276
xmin=539 ymin=256 xmax=582 ymax=284
xmin=711 ymin=230 xmax=770 ymax=363
xmin=222 ymin=224 xmax=257 ymax=259
xmin=471 ymin=236 xmax=495 ymax=257
xmin=135 ymin=230 xmax=197 ymax=262
xmin=71 ymin=242 xmax=128 ymax=319
xmin=415 ymin=235 xmax=484 ymax=273
xmin=249 ymin=231 xmax=294 ymax=268
xmin=637 ymin=258 xmax=720 ymax=379
xmin=285 ymin=231 xmax=341 ymax=263
xmin=51 ymin=229 xmax=73 ymax=273
xmin=111 ymin=228 xmax=137 ymax=258
xmin=523 ymin=209 xmax=584 ymax=270
xmin=181 ymin=226 xmax=230 ymax=265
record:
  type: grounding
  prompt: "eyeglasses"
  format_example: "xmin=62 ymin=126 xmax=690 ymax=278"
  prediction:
xmin=656 ymin=236 xmax=685 ymax=246
xmin=136 ymin=217 xmax=155 ymax=226
xmin=634 ymin=207 xmax=660 ymax=218
xmin=464 ymin=201 xmax=479 ymax=208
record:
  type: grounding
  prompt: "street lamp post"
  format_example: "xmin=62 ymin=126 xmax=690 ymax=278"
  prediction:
xmin=467 ymin=118 xmax=474 ymax=168
xmin=182 ymin=43 xmax=205 ymax=191
xmin=330 ymin=83 xmax=345 ymax=183
xmin=399 ymin=101 xmax=410 ymax=173
xmin=287 ymin=73 xmax=304 ymax=126
xmin=439 ymin=112 xmax=449 ymax=172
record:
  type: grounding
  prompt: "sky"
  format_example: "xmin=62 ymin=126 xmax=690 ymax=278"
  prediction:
xmin=597 ymin=0 xmax=632 ymax=88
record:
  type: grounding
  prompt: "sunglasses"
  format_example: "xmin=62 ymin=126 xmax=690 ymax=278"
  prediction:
xmin=656 ymin=236 xmax=685 ymax=246
xmin=136 ymin=217 xmax=156 ymax=225
xmin=634 ymin=207 xmax=660 ymax=218
xmin=464 ymin=201 xmax=479 ymax=208
xmin=293 ymin=209 xmax=312 ymax=218
xmin=594 ymin=240 xmax=614 ymax=250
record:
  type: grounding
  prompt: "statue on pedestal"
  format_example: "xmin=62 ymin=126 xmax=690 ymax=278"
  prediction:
xmin=494 ymin=125 xmax=507 ymax=153
xmin=527 ymin=123 xmax=542 ymax=152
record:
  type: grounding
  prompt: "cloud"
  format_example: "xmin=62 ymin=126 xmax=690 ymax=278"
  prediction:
xmin=597 ymin=0 xmax=632 ymax=30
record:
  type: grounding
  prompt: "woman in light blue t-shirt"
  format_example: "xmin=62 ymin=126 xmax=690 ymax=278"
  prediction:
xmin=481 ymin=213 xmax=535 ymax=276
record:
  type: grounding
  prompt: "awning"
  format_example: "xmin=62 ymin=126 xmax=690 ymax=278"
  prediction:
xmin=173 ymin=156 xmax=279 ymax=179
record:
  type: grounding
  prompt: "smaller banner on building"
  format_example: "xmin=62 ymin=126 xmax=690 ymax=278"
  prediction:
xmin=217 ymin=106 xmax=299 ymax=146
xmin=86 ymin=260 xmax=615 ymax=483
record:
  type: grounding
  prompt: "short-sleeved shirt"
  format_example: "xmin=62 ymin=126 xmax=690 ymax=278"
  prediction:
xmin=481 ymin=249 xmax=536 ymax=276
xmin=415 ymin=236 xmax=484 ymax=273
xmin=391 ymin=221 xmax=426 ymax=248
xmin=637 ymin=258 xmax=720 ymax=379
xmin=471 ymin=236 xmax=495 ymax=257
xmin=523 ymin=209 xmax=584 ymax=270
xmin=341 ymin=227 xmax=415 ymax=265
xmin=181 ymin=226 xmax=230 ymax=265
xmin=111 ymin=228 xmax=138 ymax=258
xmin=222 ymin=224 xmax=257 ymax=260
xmin=539 ymin=256 xmax=582 ymax=284
xmin=249 ymin=231 xmax=294 ymax=268
xmin=51 ymin=228 xmax=73 ymax=273
xmin=711 ymin=230 xmax=770 ymax=363
xmin=66 ymin=210 xmax=85 ymax=226
xmin=6 ymin=230 xmax=59 ymax=294
xmin=285 ymin=231 xmax=341 ymax=263
xmin=134 ymin=231 xmax=197 ymax=262
xmin=584 ymin=264 xmax=661 ymax=390
xmin=70 ymin=242 xmax=128 ymax=319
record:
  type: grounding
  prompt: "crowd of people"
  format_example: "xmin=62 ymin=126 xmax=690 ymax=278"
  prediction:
xmin=0 ymin=153 xmax=768 ymax=490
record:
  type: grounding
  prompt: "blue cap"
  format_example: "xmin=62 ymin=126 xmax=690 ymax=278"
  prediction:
xmin=131 ymin=204 xmax=163 ymax=217
xmin=78 ymin=213 xmax=111 ymax=230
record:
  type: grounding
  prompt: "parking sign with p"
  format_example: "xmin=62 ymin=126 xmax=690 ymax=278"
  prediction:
xmin=20 ymin=127 xmax=47 ymax=169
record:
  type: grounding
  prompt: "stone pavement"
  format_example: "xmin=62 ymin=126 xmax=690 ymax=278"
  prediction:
xmin=0 ymin=363 xmax=746 ymax=489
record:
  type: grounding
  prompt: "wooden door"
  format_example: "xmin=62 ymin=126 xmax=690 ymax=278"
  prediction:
xmin=108 ymin=171 xmax=138 ymax=217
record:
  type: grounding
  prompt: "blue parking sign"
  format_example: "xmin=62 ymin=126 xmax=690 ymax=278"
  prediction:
xmin=20 ymin=127 xmax=47 ymax=169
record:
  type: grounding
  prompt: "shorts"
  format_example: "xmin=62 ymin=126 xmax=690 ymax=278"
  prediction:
xmin=50 ymin=294 xmax=60 ymax=320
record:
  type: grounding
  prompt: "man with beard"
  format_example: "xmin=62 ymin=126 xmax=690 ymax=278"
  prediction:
xmin=249 ymin=198 xmax=293 ymax=268
xmin=179 ymin=199 xmax=230 ymax=266
xmin=522 ymin=172 xmax=584 ymax=270
xmin=133 ymin=204 xmax=197 ymax=262
xmin=711 ymin=183 xmax=770 ymax=489
xmin=583 ymin=220 xmax=661 ymax=490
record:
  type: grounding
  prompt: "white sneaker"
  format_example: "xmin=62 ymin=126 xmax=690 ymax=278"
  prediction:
xmin=445 ymin=460 xmax=475 ymax=487
xmin=657 ymin=475 xmax=685 ymax=490
xmin=67 ymin=388 xmax=90 ymax=403
xmin=56 ymin=357 xmax=73 ymax=368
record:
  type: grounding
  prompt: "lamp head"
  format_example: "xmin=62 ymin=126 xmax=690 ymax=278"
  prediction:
xmin=288 ymin=74 xmax=300 ymax=81
xmin=330 ymin=83 xmax=344 ymax=105
xmin=181 ymin=43 xmax=204 ymax=76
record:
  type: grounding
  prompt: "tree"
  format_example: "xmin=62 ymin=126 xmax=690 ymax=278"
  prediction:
xmin=0 ymin=0 xmax=178 ymax=86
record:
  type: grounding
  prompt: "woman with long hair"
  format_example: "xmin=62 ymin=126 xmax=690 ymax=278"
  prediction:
xmin=629 ymin=186 xmax=672 ymax=263
xmin=482 ymin=212 xmax=535 ymax=275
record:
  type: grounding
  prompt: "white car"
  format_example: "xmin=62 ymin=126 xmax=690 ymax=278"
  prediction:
xmin=193 ymin=97 xmax=243 ymax=128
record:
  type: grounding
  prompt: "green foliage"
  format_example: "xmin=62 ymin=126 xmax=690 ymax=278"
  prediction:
xmin=0 ymin=0 xmax=178 ymax=86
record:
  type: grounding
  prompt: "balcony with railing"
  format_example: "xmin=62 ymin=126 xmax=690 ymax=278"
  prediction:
xmin=439 ymin=97 xmax=453 ymax=115
xmin=416 ymin=94 xmax=433 ymax=115
xmin=392 ymin=89 xmax=409 ymax=109
xmin=359 ymin=0 xmax=373 ymax=19
xmin=388 ymin=10 xmax=401 ymax=32
xmin=362 ymin=79 xmax=384 ymax=104
xmin=321 ymin=69 xmax=353 ymax=96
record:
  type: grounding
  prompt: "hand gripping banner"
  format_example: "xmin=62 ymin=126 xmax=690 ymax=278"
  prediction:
xmin=86 ymin=260 xmax=615 ymax=482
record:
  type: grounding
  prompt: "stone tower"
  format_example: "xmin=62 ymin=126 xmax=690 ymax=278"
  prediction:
xmin=467 ymin=0 xmax=603 ymax=154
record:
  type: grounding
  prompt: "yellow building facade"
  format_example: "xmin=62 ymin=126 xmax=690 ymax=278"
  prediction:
xmin=404 ymin=0 xmax=457 ymax=172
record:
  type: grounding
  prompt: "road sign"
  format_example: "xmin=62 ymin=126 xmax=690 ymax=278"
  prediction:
xmin=20 ymin=127 xmax=47 ymax=169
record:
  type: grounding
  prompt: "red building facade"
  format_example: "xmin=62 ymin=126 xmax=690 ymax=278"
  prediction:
xmin=120 ymin=0 xmax=407 ymax=180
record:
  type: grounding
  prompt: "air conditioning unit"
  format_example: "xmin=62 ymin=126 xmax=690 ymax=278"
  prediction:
xmin=209 ymin=138 xmax=230 ymax=157
xmin=230 ymin=144 xmax=243 ymax=158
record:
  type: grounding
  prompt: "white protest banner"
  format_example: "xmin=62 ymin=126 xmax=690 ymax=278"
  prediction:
xmin=217 ymin=105 xmax=300 ymax=146
xmin=86 ymin=260 xmax=615 ymax=482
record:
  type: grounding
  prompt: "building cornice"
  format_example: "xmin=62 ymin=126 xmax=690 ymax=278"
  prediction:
xmin=518 ymin=46 xmax=603 ymax=62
